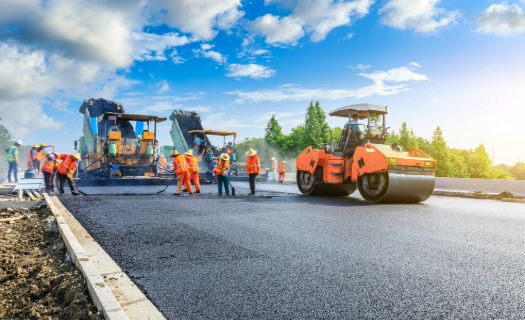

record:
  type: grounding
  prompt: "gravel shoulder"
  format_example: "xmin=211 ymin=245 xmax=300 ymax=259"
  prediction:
xmin=0 ymin=205 xmax=104 ymax=320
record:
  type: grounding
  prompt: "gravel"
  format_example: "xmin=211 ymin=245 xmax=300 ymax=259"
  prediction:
xmin=58 ymin=186 xmax=525 ymax=319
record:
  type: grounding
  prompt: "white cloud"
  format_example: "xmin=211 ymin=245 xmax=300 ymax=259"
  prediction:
xmin=340 ymin=32 xmax=355 ymax=41
xmin=132 ymin=32 xmax=190 ymax=61
xmin=156 ymin=80 xmax=171 ymax=94
xmin=409 ymin=62 xmax=422 ymax=68
xmin=193 ymin=44 xmax=227 ymax=64
xmin=226 ymin=64 xmax=277 ymax=79
xmin=252 ymin=49 xmax=271 ymax=55
xmin=0 ymin=100 xmax=65 ymax=138
xmin=149 ymin=0 xmax=244 ymax=40
xmin=379 ymin=0 xmax=459 ymax=33
xmin=227 ymin=64 xmax=428 ymax=103
xmin=477 ymin=2 xmax=525 ymax=36
xmin=348 ymin=63 xmax=371 ymax=70
xmin=250 ymin=0 xmax=373 ymax=43
xmin=249 ymin=14 xmax=305 ymax=43
xmin=358 ymin=66 xmax=428 ymax=83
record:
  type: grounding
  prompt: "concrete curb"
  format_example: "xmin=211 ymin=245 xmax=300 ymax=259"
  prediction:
xmin=502 ymin=198 xmax=525 ymax=204
xmin=432 ymin=190 xmax=498 ymax=199
xmin=46 ymin=194 xmax=166 ymax=320
xmin=44 ymin=193 xmax=130 ymax=320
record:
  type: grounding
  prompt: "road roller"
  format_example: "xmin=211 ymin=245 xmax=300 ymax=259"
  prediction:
xmin=296 ymin=103 xmax=436 ymax=203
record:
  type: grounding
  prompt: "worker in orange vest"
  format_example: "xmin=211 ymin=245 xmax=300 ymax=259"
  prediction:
xmin=279 ymin=161 xmax=287 ymax=183
xmin=33 ymin=143 xmax=54 ymax=177
xmin=57 ymin=153 xmax=81 ymax=196
xmin=158 ymin=155 xmax=167 ymax=173
xmin=27 ymin=144 xmax=38 ymax=171
xmin=170 ymin=150 xmax=193 ymax=196
xmin=214 ymin=153 xmax=230 ymax=196
xmin=271 ymin=157 xmax=278 ymax=180
xmin=41 ymin=152 xmax=58 ymax=194
xmin=246 ymin=148 xmax=260 ymax=195
xmin=184 ymin=149 xmax=201 ymax=194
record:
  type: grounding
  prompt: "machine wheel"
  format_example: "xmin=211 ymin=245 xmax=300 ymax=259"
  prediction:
xmin=357 ymin=172 xmax=389 ymax=203
xmin=297 ymin=169 xmax=355 ymax=196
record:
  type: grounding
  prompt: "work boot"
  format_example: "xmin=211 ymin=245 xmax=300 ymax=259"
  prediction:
xmin=60 ymin=193 xmax=66 ymax=196
xmin=218 ymin=194 xmax=223 ymax=196
xmin=195 ymin=190 xmax=201 ymax=194
xmin=182 ymin=189 xmax=188 ymax=193
xmin=173 ymin=193 xmax=181 ymax=196
xmin=72 ymin=192 xmax=80 ymax=196
xmin=248 ymin=192 xmax=255 ymax=196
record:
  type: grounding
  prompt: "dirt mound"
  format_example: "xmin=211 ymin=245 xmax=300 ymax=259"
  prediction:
xmin=492 ymin=191 xmax=524 ymax=200
xmin=0 ymin=206 xmax=103 ymax=320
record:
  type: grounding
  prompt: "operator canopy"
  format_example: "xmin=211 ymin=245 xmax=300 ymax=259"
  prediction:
xmin=329 ymin=103 xmax=388 ymax=120
xmin=188 ymin=130 xmax=237 ymax=137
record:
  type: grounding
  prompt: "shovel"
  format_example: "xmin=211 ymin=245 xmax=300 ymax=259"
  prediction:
xmin=226 ymin=177 xmax=236 ymax=196
xmin=157 ymin=175 xmax=177 ymax=194
xmin=68 ymin=177 xmax=87 ymax=196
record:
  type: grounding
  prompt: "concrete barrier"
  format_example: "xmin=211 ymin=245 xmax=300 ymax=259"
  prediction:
xmin=435 ymin=178 xmax=525 ymax=197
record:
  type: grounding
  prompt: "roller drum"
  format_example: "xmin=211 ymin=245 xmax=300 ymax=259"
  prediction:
xmin=358 ymin=172 xmax=435 ymax=203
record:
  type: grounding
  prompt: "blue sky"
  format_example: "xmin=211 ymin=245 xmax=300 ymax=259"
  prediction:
xmin=1 ymin=0 xmax=525 ymax=164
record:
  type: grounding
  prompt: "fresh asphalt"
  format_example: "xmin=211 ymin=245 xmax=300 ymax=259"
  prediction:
xmin=58 ymin=182 xmax=525 ymax=319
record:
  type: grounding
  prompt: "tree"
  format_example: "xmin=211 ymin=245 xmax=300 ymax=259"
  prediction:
xmin=300 ymin=101 xmax=330 ymax=150
xmin=398 ymin=122 xmax=418 ymax=151
xmin=264 ymin=115 xmax=282 ymax=144
xmin=428 ymin=126 xmax=453 ymax=177
xmin=331 ymin=126 xmax=343 ymax=143
xmin=510 ymin=162 xmax=525 ymax=180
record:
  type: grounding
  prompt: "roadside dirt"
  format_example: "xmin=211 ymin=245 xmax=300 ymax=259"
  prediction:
xmin=0 ymin=205 xmax=103 ymax=320
xmin=492 ymin=191 xmax=524 ymax=200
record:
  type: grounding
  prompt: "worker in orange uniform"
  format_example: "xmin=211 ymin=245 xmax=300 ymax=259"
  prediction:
xmin=271 ymin=157 xmax=278 ymax=180
xmin=33 ymin=143 xmax=54 ymax=177
xmin=170 ymin=150 xmax=193 ymax=196
xmin=158 ymin=155 xmax=166 ymax=173
xmin=184 ymin=149 xmax=201 ymax=194
xmin=278 ymin=161 xmax=287 ymax=183
xmin=246 ymin=148 xmax=260 ymax=195
xmin=41 ymin=152 xmax=58 ymax=194
xmin=27 ymin=144 xmax=38 ymax=171
xmin=57 ymin=153 xmax=81 ymax=196
xmin=214 ymin=153 xmax=230 ymax=196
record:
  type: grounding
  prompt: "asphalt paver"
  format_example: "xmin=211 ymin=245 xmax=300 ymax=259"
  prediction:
xmin=58 ymin=184 xmax=525 ymax=319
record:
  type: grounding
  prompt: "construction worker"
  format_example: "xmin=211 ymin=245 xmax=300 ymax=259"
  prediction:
xmin=57 ymin=153 xmax=81 ymax=196
xmin=27 ymin=144 xmax=38 ymax=171
xmin=5 ymin=140 xmax=22 ymax=183
xmin=170 ymin=150 xmax=193 ymax=196
xmin=33 ymin=143 xmax=54 ymax=177
xmin=271 ymin=157 xmax=278 ymax=180
xmin=214 ymin=153 xmax=230 ymax=196
xmin=193 ymin=134 xmax=202 ymax=150
xmin=279 ymin=161 xmax=287 ymax=183
xmin=246 ymin=148 xmax=260 ymax=195
xmin=184 ymin=149 xmax=201 ymax=194
xmin=158 ymin=155 xmax=166 ymax=173
xmin=211 ymin=156 xmax=218 ymax=184
xmin=41 ymin=152 xmax=58 ymax=194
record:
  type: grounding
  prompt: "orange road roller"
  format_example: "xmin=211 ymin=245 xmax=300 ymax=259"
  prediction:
xmin=296 ymin=104 xmax=436 ymax=203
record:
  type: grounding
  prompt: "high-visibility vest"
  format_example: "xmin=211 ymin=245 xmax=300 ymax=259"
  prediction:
xmin=6 ymin=146 xmax=18 ymax=162
xmin=184 ymin=155 xmax=199 ymax=173
xmin=173 ymin=155 xmax=189 ymax=174
xmin=35 ymin=150 xmax=45 ymax=161
xmin=246 ymin=155 xmax=260 ymax=174
xmin=57 ymin=155 xmax=77 ymax=176
xmin=272 ymin=160 xmax=277 ymax=169
xmin=279 ymin=163 xmax=286 ymax=173
xmin=158 ymin=157 xmax=166 ymax=168
xmin=27 ymin=150 xmax=34 ymax=162
xmin=213 ymin=158 xmax=229 ymax=175
xmin=41 ymin=159 xmax=56 ymax=174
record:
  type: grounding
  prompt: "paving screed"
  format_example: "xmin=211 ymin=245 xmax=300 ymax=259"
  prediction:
xmin=58 ymin=183 xmax=525 ymax=319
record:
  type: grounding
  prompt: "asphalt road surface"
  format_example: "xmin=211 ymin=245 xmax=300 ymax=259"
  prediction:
xmin=58 ymin=183 xmax=525 ymax=319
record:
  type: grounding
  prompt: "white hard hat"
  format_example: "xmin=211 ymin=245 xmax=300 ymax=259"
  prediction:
xmin=16 ymin=140 xmax=22 ymax=145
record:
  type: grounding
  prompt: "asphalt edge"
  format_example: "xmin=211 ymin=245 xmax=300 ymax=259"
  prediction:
xmin=43 ymin=193 xmax=130 ymax=320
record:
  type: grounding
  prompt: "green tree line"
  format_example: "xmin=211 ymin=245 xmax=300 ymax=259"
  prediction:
xmin=236 ymin=101 xmax=524 ymax=180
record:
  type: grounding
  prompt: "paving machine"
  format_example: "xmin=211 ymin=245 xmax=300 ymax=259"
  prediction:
xmin=78 ymin=99 xmax=167 ymax=179
xmin=296 ymin=104 xmax=436 ymax=203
